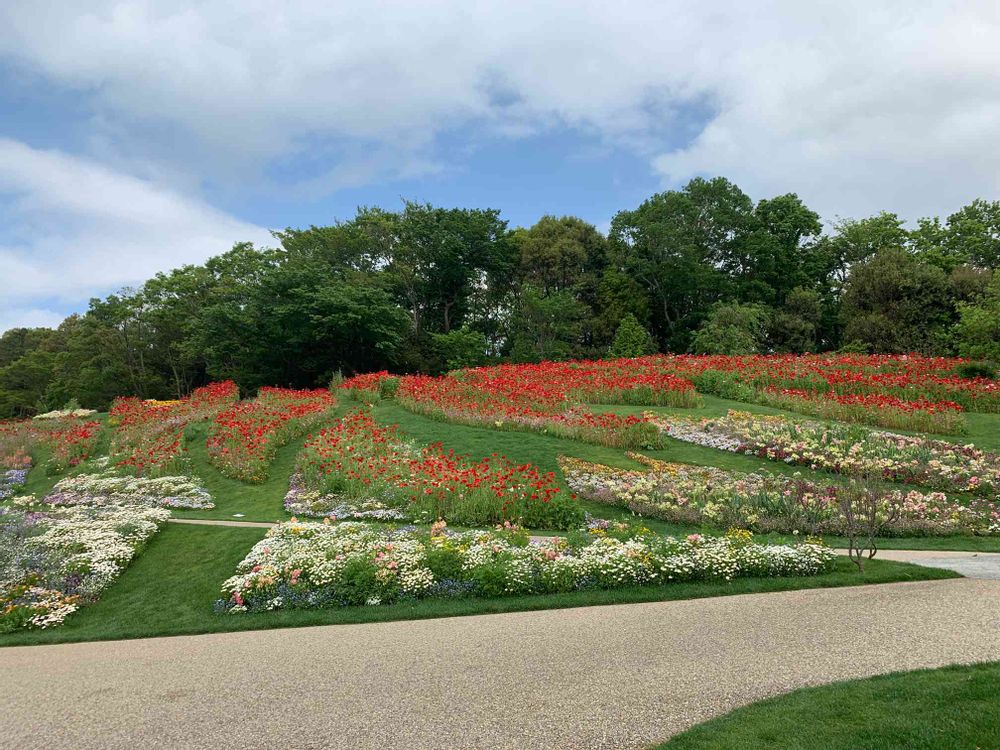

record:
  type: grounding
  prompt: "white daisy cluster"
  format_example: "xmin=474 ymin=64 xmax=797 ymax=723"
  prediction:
xmin=1 ymin=505 xmax=169 ymax=630
xmin=218 ymin=520 xmax=836 ymax=614
xmin=45 ymin=470 xmax=215 ymax=510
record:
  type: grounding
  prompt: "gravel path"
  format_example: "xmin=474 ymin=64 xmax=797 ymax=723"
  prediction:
xmin=2 ymin=578 xmax=998 ymax=750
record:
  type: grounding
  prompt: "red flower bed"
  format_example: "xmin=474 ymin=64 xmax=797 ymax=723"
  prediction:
xmin=207 ymin=387 xmax=338 ymax=482
xmin=758 ymin=387 xmax=966 ymax=434
xmin=299 ymin=410 xmax=581 ymax=528
xmin=109 ymin=381 xmax=239 ymax=476
xmin=41 ymin=420 xmax=103 ymax=472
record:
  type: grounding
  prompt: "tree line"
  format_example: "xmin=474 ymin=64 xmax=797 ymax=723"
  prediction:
xmin=2 ymin=176 xmax=998 ymax=416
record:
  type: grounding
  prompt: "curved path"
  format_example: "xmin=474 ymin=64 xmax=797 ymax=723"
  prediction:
xmin=2 ymin=578 xmax=998 ymax=750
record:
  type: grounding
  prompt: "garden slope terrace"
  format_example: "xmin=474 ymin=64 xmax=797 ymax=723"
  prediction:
xmin=2 ymin=578 xmax=997 ymax=750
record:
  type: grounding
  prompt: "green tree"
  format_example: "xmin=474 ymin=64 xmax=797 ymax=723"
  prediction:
xmin=430 ymin=327 xmax=490 ymax=372
xmin=841 ymin=248 xmax=954 ymax=354
xmin=690 ymin=302 xmax=771 ymax=355
xmin=509 ymin=287 xmax=589 ymax=362
xmin=769 ymin=287 xmax=822 ymax=353
xmin=609 ymin=314 xmax=656 ymax=358
xmin=955 ymin=274 xmax=1000 ymax=363
xmin=610 ymin=177 xmax=752 ymax=351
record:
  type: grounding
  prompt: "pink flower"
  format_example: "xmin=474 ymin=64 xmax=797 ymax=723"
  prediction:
xmin=687 ymin=534 xmax=703 ymax=543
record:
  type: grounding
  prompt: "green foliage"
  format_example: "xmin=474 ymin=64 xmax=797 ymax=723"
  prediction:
xmin=609 ymin=314 xmax=656 ymax=357
xmin=430 ymin=326 xmax=489 ymax=372
xmin=841 ymin=248 xmax=955 ymax=354
xmin=953 ymin=361 xmax=996 ymax=380
xmin=691 ymin=303 xmax=771 ymax=355
xmin=2 ymin=188 xmax=999 ymax=413
xmin=509 ymin=286 xmax=590 ymax=362
xmin=955 ymin=273 xmax=1000 ymax=364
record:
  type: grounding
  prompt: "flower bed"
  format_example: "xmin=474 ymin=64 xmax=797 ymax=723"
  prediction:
xmin=559 ymin=455 xmax=1000 ymax=537
xmin=1 ymin=468 xmax=29 ymax=500
xmin=394 ymin=372 xmax=663 ymax=450
xmin=216 ymin=520 xmax=836 ymax=613
xmin=0 ymin=505 xmax=169 ymax=631
xmin=109 ymin=381 xmax=239 ymax=476
xmin=1 ymin=421 xmax=35 ymax=472
xmin=206 ymin=387 xmax=338 ymax=482
xmin=655 ymin=353 xmax=1000 ymax=413
xmin=757 ymin=387 xmax=966 ymax=435
xmin=44 ymin=466 xmax=214 ymax=510
xmin=293 ymin=409 xmax=582 ymax=529
xmin=38 ymin=419 xmax=103 ymax=473
xmin=648 ymin=410 xmax=1000 ymax=497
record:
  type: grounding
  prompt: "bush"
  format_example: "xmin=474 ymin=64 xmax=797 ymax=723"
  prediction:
xmin=609 ymin=314 xmax=656 ymax=358
xmin=953 ymin=361 xmax=996 ymax=380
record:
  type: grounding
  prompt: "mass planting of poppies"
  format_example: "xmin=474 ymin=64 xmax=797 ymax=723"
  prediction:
xmin=291 ymin=409 xmax=581 ymax=528
xmin=341 ymin=354 xmax=996 ymax=441
xmin=108 ymin=381 xmax=239 ymax=476
xmin=206 ymin=387 xmax=338 ymax=482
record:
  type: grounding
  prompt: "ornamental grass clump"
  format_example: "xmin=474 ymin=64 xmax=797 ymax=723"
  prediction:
xmin=216 ymin=519 xmax=835 ymax=613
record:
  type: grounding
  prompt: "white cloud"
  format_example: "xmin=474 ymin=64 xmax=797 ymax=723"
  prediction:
xmin=1 ymin=1 xmax=999 ymax=331
xmin=0 ymin=138 xmax=271 ymax=330
xmin=1 ymin=1 xmax=997 ymax=221
xmin=0 ymin=307 xmax=66 ymax=332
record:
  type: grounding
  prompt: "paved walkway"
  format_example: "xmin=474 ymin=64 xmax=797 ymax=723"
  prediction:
xmin=2 ymin=578 xmax=998 ymax=750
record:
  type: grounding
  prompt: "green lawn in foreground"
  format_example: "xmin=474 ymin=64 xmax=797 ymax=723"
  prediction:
xmin=0 ymin=521 xmax=957 ymax=647
xmin=654 ymin=662 xmax=1000 ymax=750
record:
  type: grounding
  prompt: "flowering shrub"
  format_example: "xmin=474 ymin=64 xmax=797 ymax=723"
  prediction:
xmin=0 ymin=505 xmax=169 ymax=631
xmin=292 ymin=409 xmax=582 ymax=529
xmin=648 ymin=410 xmax=1000 ymax=497
xmin=44 ymin=464 xmax=214 ymax=510
xmin=216 ymin=519 xmax=835 ymax=613
xmin=758 ymin=387 xmax=966 ymax=435
xmin=559 ymin=455 xmax=1000 ymax=537
xmin=206 ymin=387 xmax=338 ymax=482
xmin=109 ymin=381 xmax=239 ymax=476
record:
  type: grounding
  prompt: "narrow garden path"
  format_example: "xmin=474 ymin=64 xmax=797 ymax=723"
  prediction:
xmin=2 ymin=578 xmax=997 ymax=750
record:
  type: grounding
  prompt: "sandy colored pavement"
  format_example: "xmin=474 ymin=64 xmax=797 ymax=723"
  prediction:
xmin=2 ymin=578 xmax=998 ymax=750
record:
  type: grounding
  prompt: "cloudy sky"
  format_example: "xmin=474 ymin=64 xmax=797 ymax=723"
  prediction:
xmin=2 ymin=1 xmax=999 ymax=332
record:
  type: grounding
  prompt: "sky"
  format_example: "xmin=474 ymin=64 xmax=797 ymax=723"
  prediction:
xmin=1 ymin=1 xmax=999 ymax=332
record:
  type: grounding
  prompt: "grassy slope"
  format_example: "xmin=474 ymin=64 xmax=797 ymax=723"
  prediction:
xmin=0 ymin=521 xmax=956 ymax=647
xmin=655 ymin=662 xmax=1000 ymax=750
xmin=0 ymin=391 xmax=992 ymax=647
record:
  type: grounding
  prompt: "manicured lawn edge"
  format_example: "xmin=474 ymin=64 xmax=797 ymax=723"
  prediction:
xmin=0 ymin=522 xmax=958 ymax=648
xmin=652 ymin=661 xmax=1000 ymax=749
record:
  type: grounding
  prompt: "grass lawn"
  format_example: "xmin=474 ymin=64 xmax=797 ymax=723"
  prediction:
xmin=0 ymin=521 xmax=958 ymax=648
xmin=654 ymin=661 xmax=1000 ymax=749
